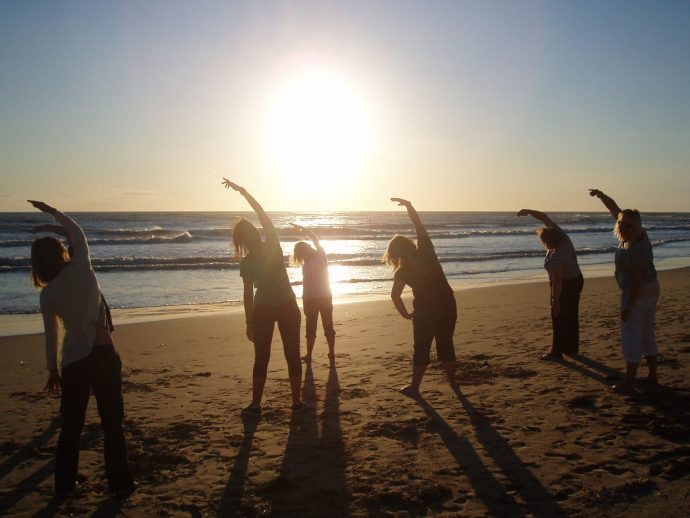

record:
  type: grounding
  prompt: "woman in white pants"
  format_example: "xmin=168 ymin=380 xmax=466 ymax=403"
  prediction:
xmin=589 ymin=189 xmax=660 ymax=393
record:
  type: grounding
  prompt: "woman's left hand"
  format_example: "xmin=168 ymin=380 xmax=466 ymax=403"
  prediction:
xmin=222 ymin=178 xmax=244 ymax=192
xmin=28 ymin=200 xmax=57 ymax=214
xmin=391 ymin=197 xmax=411 ymax=207
xmin=551 ymin=300 xmax=561 ymax=317
xmin=45 ymin=368 xmax=61 ymax=395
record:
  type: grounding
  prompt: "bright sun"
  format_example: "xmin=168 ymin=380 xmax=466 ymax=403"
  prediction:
xmin=262 ymin=67 xmax=373 ymax=192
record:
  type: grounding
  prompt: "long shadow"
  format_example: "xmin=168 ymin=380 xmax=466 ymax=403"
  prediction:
xmin=321 ymin=363 xmax=348 ymax=515
xmin=414 ymin=397 xmax=526 ymax=517
xmin=568 ymin=354 xmax=620 ymax=376
xmin=452 ymin=389 xmax=567 ymax=517
xmin=0 ymin=460 xmax=55 ymax=515
xmin=0 ymin=416 xmax=61 ymax=515
xmin=561 ymin=354 xmax=622 ymax=385
xmin=266 ymin=363 xmax=349 ymax=516
xmin=0 ymin=415 xmax=60 ymax=481
xmin=217 ymin=412 xmax=261 ymax=516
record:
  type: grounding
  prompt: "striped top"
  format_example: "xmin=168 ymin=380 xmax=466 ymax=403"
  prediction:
xmin=543 ymin=228 xmax=581 ymax=280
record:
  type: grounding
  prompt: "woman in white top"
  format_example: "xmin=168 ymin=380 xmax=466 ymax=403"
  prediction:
xmin=29 ymin=200 xmax=133 ymax=498
xmin=517 ymin=209 xmax=584 ymax=360
xmin=291 ymin=223 xmax=336 ymax=363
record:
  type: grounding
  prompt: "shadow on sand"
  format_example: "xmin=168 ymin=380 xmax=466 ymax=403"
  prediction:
xmin=450 ymin=388 xmax=567 ymax=517
xmin=217 ymin=412 xmax=261 ymax=516
xmin=265 ymin=362 xmax=349 ymax=516
xmin=0 ymin=415 xmax=61 ymax=515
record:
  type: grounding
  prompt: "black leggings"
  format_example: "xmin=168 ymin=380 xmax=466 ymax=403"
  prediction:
xmin=252 ymin=299 xmax=302 ymax=378
xmin=551 ymin=273 xmax=584 ymax=355
xmin=56 ymin=345 xmax=133 ymax=493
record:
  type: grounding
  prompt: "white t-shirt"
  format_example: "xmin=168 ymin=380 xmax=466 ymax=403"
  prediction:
xmin=40 ymin=211 xmax=106 ymax=370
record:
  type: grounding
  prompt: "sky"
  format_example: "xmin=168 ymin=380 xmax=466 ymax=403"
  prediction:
xmin=1 ymin=0 xmax=689 ymax=212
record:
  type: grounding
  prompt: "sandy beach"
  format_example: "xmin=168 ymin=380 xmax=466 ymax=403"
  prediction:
xmin=1 ymin=268 xmax=689 ymax=517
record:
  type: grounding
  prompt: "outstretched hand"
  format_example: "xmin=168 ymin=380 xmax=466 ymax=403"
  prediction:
xmin=516 ymin=209 xmax=531 ymax=217
xmin=27 ymin=200 xmax=56 ymax=214
xmin=588 ymin=189 xmax=602 ymax=197
xmin=222 ymin=178 xmax=245 ymax=193
xmin=391 ymin=197 xmax=411 ymax=207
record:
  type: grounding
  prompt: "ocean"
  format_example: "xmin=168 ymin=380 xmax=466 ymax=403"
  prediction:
xmin=2 ymin=211 xmax=690 ymax=315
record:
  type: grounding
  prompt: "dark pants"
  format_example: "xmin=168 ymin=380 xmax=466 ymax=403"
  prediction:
xmin=551 ymin=274 xmax=584 ymax=355
xmin=304 ymin=296 xmax=335 ymax=339
xmin=252 ymin=299 xmax=302 ymax=378
xmin=56 ymin=345 xmax=133 ymax=493
xmin=412 ymin=299 xmax=458 ymax=366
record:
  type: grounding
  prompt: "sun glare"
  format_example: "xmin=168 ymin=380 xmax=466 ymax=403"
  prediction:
xmin=262 ymin=68 xmax=373 ymax=193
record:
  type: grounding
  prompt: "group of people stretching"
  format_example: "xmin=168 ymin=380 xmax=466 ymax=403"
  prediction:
xmin=27 ymin=185 xmax=659 ymax=498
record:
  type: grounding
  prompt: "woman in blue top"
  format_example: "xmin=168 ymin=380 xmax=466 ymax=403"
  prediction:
xmin=223 ymin=180 xmax=305 ymax=414
xmin=589 ymin=189 xmax=660 ymax=393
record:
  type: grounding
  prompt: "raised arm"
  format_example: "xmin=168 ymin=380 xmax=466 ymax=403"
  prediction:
xmin=516 ymin=209 xmax=558 ymax=228
xmin=588 ymin=189 xmax=621 ymax=219
xmin=290 ymin=223 xmax=322 ymax=251
xmin=222 ymin=179 xmax=276 ymax=236
xmin=28 ymin=201 xmax=89 ymax=263
xmin=391 ymin=198 xmax=428 ymax=239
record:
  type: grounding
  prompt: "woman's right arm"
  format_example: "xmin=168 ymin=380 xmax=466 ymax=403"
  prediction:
xmin=28 ymin=201 xmax=90 ymax=263
xmin=589 ymin=189 xmax=621 ymax=219
xmin=391 ymin=198 xmax=429 ymax=239
xmin=242 ymin=277 xmax=255 ymax=342
xmin=516 ymin=209 xmax=558 ymax=228
xmin=390 ymin=278 xmax=413 ymax=320
xmin=222 ymin=180 xmax=277 ymax=237
xmin=40 ymin=300 xmax=61 ymax=394
xmin=291 ymin=223 xmax=322 ymax=251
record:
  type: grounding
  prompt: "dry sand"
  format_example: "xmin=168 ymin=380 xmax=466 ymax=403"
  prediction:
xmin=1 ymin=269 xmax=689 ymax=517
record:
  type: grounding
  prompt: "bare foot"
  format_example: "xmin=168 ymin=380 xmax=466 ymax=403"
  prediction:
xmin=399 ymin=385 xmax=420 ymax=398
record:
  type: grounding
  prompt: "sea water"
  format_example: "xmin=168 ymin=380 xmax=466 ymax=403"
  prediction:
xmin=2 ymin=211 xmax=690 ymax=315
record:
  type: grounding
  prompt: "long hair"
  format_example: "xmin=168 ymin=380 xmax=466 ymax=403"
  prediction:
xmin=536 ymin=227 xmax=563 ymax=250
xmin=231 ymin=218 xmax=262 ymax=260
xmin=382 ymin=235 xmax=417 ymax=270
xmin=292 ymin=241 xmax=316 ymax=266
xmin=31 ymin=237 xmax=70 ymax=288
xmin=614 ymin=209 xmax=644 ymax=243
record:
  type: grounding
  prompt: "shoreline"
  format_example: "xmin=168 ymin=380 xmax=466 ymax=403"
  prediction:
xmin=2 ymin=262 xmax=689 ymax=338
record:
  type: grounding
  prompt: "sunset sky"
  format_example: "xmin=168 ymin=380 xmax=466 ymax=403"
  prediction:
xmin=1 ymin=1 xmax=689 ymax=212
